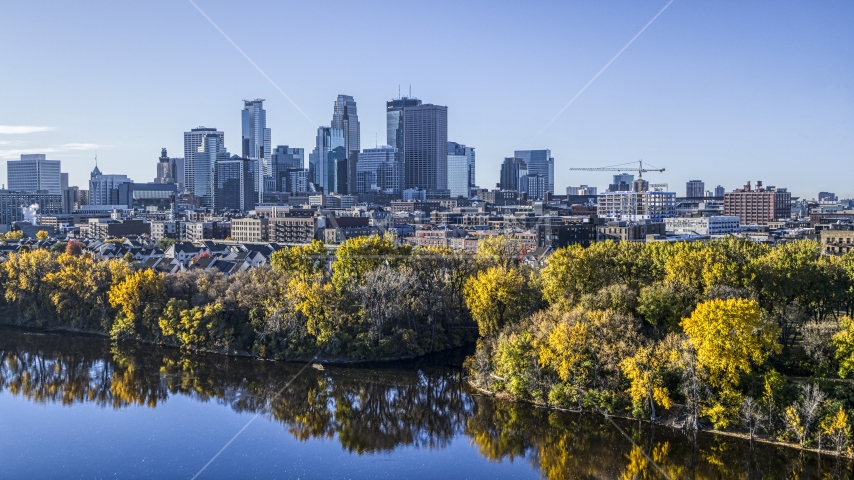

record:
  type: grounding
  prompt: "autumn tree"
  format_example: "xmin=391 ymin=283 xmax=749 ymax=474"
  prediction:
xmin=832 ymin=316 xmax=854 ymax=378
xmin=620 ymin=341 xmax=673 ymax=421
xmin=2 ymin=249 xmax=57 ymax=324
xmin=35 ymin=230 xmax=49 ymax=241
xmin=271 ymin=240 xmax=328 ymax=278
xmin=108 ymin=269 xmax=166 ymax=338
xmin=464 ymin=266 xmax=526 ymax=336
xmin=5 ymin=230 xmax=23 ymax=241
xmin=821 ymin=407 xmax=851 ymax=456
xmin=66 ymin=239 xmax=84 ymax=256
xmin=331 ymin=234 xmax=408 ymax=292
xmin=681 ymin=298 xmax=780 ymax=428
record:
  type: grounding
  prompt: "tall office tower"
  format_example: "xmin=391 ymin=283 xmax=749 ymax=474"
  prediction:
xmin=270 ymin=146 xmax=304 ymax=193
xmin=447 ymin=151 xmax=470 ymax=198
xmin=89 ymin=168 xmax=132 ymax=206
xmin=215 ymin=156 xmax=255 ymax=212
xmin=7 ymin=154 xmax=62 ymax=194
xmin=242 ymin=99 xmax=271 ymax=201
xmin=514 ymin=150 xmax=554 ymax=194
xmin=184 ymin=127 xmax=224 ymax=194
xmin=288 ymin=170 xmax=308 ymax=194
xmin=608 ymin=173 xmax=634 ymax=192
xmin=193 ymin=133 xmax=230 ymax=207
xmin=386 ymin=96 xmax=422 ymax=151
xmin=312 ymin=127 xmax=346 ymax=194
xmin=357 ymin=146 xmax=403 ymax=195
xmin=331 ymin=95 xmax=360 ymax=194
xmin=499 ymin=157 xmax=527 ymax=191
xmin=61 ymin=173 xmax=68 ymax=191
xmin=686 ymin=179 xmax=705 ymax=197
xmin=155 ymin=148 xmax=178 ymax=184
xmin=403 ymin=104 xmax=448 ymax=195
xmin=448 ymin=142 xmax=475 ymax=195
xmin=714 ymin=185 xmax=725 ymax=197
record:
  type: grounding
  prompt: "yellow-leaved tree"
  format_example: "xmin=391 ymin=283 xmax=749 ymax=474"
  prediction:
xmin=108 ymin=269 xmax=165 ymax=339
xmin=620 ymin=340 xmax=674 ymax=421
xmin=35 ymin=230 xmax=49 ymax=241
xmin=681 ymin=298 xmax=780 ymax=428
xmin=464 ymin=266 xmax=525 ymax=336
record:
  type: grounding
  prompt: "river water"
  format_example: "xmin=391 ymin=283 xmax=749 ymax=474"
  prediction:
xmin=0 ymin=328 xmax=850 ymax=479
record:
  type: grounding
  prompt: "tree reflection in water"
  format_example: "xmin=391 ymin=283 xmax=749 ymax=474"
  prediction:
xmin=1 ymin=330 xmax=852 ymax=479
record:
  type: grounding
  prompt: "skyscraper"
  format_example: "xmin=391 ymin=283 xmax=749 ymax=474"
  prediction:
xmin=448 ymin=142 xmax=475 ymax=196
xmin=331 ymin=95 xmax=360 ymax=194
xmin=215 ymin=156 xmax=255 ymax=212
xmin=270 ymin=146 xmax=304 ymax=193
xmin=686 ymin=180 xmax=705 ymax=197
xmin=89 ymin=170 xmax=132 ymax=206
xmin=357 ymin=146 xmax=403 ymax=195
xmin=7 ymin=154 xmax=62 ymax=194
xmin=514 ymin=150 xmax=554 ymax=194
xmin=193 ymin=133 xmax=230 ymax=207
xmin=387 ymin=97 xmax=422 ymax=151
xmin=312 ymin=127 xmax=345 ymax=194
xmin=499 ymin=157 xmax=527 ymax=191
xmin=242 ymin=99 xmax=271 ymax=201
xmin=184 ymin=127 xmax=224 ymax=194
xmin=155 ymin=148 xmax=179 ymax=185
xmin=401 ymin=103 xmax=448 ymax=195
xmin=714 ymin=185 xmax=725 ymax=197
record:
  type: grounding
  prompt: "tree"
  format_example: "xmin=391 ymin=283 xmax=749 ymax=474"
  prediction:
xmin=833 ymin=316 xmax=854 ymax=378
xmin=354 ymin=264 xmax=416 ymax=343
xmin=271 ymin=240 xmax=328 ymax=278
xmin=681 ymin=298 xmax=780 ymax=390
xmin=331 ymin=234 xmax=408 ymax=292
xmin=157 ymin=237 xmax=176 ymax=252
xmin=637 ymin=281 xmax=696 ymax=332
xmin=464 ymin=266 xmax=526 ymax=336
xmin=2 ymin=249 xmax=57 ymax=324
xmin=620 ymin=341 xmax=673 ymax=421
xmin=123 ymin=252 xmax=136 ymax=264
xmin=108 ymin=269 xmax=166 ymax=338
xmin=5 ymin=230 xmax=23 ymax=241
xmin=35 ymin=230 xmax=49 ymax=241
xmin=476 ymin=234 xmax=523 ymax=271
xmin=66 ymin=239 xmax=84 ymax=256
xmin=538 ymin=319 xmax=590 ymax=407
xmin=821 ymin=407 xmax=851 ymax=456
xmin=739 ymin=396 xmax=763 ymax=442
xmin=158 ymin=298 xmax=228 ymax=350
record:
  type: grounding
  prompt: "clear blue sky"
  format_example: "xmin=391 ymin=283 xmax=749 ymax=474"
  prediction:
xmin=1 ymin=0 xmax=852 ymax=199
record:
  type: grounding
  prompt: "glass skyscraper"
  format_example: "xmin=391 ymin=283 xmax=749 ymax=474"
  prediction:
xmin=193 ymin=133 xmax=230 ymax=207
xmin=215 ymin=156 xmax=255 ymax=212
xmin=386 ymin=97 xmax=422 ymax=153
xmin=448 ymin=142 xmax=475 ymax=196
xmin=312 ymin=127 xmax=345 ymax=194
xmin=390 ymin=101 xmax=447 ymax=196
xmin=184 ymin=127 xmax=224 ymax=194
xmin=331 ymin=95 xmax=360 ymax=195
xmin=357 ymin=146 xmax=403 ymax=195
xmin=513 ymin=150 xmax=554 ymax=194
xmin=500 ymin=157 xmax=527 ymax=192
xmin=242 ymin=99 xmax=271 ymax=201
xmin=270 ymin=146 xmax=304 ymax=193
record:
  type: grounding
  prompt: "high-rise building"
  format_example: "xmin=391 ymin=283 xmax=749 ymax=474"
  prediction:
xmin=514 ymin=150 xmax=554 ymax=194
xmin=155 ymin=148 xmax=180 ymax=185
xmin=714 ymin=185 xmax=725 ymax=197
xmin=723 ymin=181 xmax=792 ymax=225
xmin=448 ymin=142 xmax=475 ymax=195
xmin=525 ymin=174 xmax=548 ymax=200
xmin=312 ymin=127 xmax=346 ymax=194
xmin=447 ymin=152 xmax=469 ymax=198
xmin=357 ymin=146 xmax=403 ymax=195
xmin=819 ymin=191 xmax=838 ymax=202
xmin=387 ymin=97 xmax=422 ymax=151
xmin=608 ymin=173 xmax=634 ymax=192
xmin=288 ymin=169 xmax=308 ymax=194
xmin=331 ymin=95 xmax=360 ymax=195
xmin=686 ymin=179 xmax=705 ymax=197
xmin=89 ymin=167 xmax=132 ymax=206
xmin=215 ymin=156 xmax=255 ymax=212
xmin=193 ymin=133 xmax=230 ymax=207
xmin=7 ymin=154 xmax=62 ymax=194
xmin=499 ymin=157 xmax=527 ymax=192
xmin=403 ymin=104 xmax=448 ymax=196
xmin=184 ymin=127 xmax=224 ymax=194
xmin=270 ymin=146 xmax=304 ymax=193
xmin=242 ymin=99 xmax=271 ymax=201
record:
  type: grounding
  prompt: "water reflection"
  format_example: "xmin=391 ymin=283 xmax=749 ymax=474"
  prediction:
xmin=1 ymin=329 xmax=852 ymax=479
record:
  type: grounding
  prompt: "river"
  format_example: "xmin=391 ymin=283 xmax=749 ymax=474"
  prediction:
xmin=0 ymin=328 xmax=850 ymax=479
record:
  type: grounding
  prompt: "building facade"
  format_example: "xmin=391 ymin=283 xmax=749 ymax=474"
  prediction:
xmin=686 ymin=180 xmax=705 ymax=197
xmin=514 ymin=150 xmax=554 ymax=194
xmin=193 ymin=133 xmax=230 ymax=207
xmin=270 ymin=146 xmax=304 ymax=193
xmin=311 ymin=127 xmax=346 ymax=194
xmin=184 ymin=127 xmax=224 ymax=194
xmin=723 ymin=181 xmax=792 ymax=225
xmin=448 ymin=142 xmax=475 ymax=195
xmin=598 ymin=191 xmax=677 ymax=222
xmin=664 ymin=216 xmax=740 ymax=236
xmin=499 ymin=157 xmax=527 ymax=192
xmin=7 ymin=154 xmax=62 ymax=194
xmin=215 ymin=157 xmax=255 ymax=212
xmin=357 ymin=145 xmax=403 ymax=195
xmin=89 ymin=170 xmax=132 ymax=206
xmin=330 ymin=95 xmax=360 ymax=195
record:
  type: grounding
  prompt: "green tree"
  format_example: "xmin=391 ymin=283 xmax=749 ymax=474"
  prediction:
xmin=157 ymin=237 xmax=176 ymax=252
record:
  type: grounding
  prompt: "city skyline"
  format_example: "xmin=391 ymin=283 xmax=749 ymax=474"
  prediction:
xmin=0 ymin=1 xmax=852 ymax=198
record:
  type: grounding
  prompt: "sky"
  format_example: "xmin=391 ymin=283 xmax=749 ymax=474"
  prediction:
xmin=0 ymin=0 xmax=852 ymax=199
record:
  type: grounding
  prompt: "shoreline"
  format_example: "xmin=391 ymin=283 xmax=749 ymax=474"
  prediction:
xmin=469 ymin=382 xmax=854 ymax=460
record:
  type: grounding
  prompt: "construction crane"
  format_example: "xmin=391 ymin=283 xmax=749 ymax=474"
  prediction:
xmin=569 ymin=160 xmax=665 ymax=180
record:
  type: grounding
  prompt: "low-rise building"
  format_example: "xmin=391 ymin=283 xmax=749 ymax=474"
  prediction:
xmin=231 ymin=217 xmax=269 ymax=243
xmin=268 ymin=216 xmax=317 ymax=244
xmin=598 ymin=221 xmax=666 ymax=241
xmin=664 ymin=216 xmax=740 ymax=236
xmin=821 ymin=225 xmax=854 ymax=255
